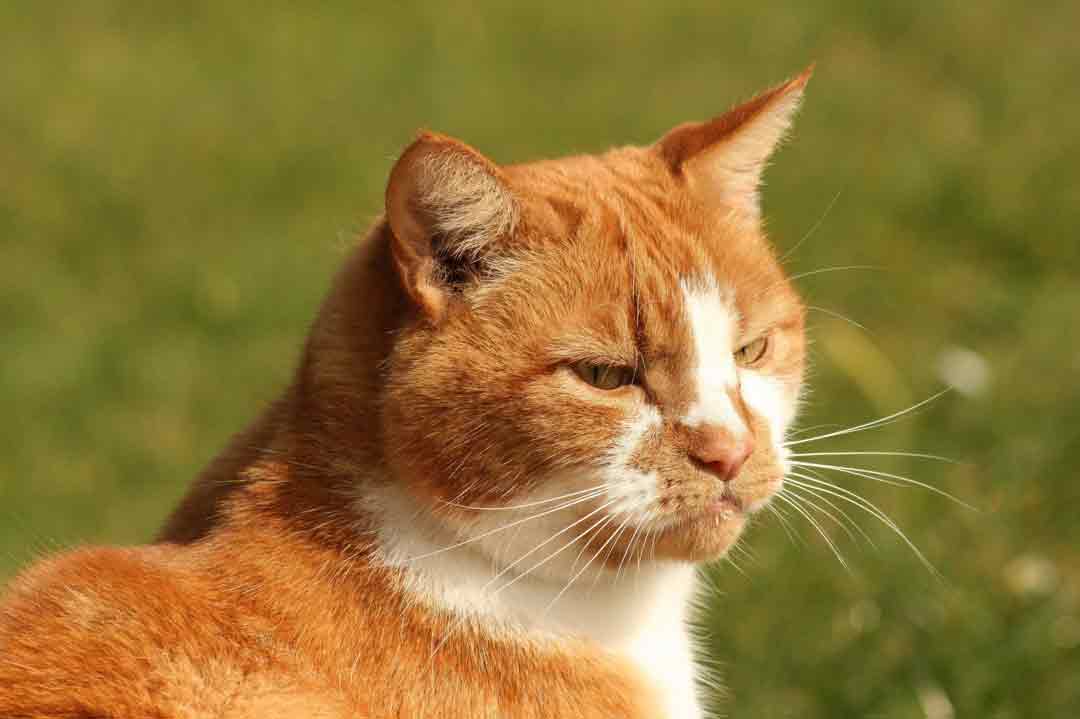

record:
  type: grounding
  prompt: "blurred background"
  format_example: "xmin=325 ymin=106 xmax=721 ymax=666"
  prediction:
xmin=2 ymin=1 xmax=1077 ymax=716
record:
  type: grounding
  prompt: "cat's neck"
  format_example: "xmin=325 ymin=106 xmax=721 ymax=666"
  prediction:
xmin=362 ymin=479 xmax=705 ymax=717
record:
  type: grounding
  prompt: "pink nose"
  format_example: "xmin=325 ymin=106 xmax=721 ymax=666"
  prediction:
xmin=692 ymin=429 xmax=755 ymax=482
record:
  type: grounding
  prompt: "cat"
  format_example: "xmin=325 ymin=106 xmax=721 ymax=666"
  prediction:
xmin=0 ymin=68 xmax=811 ymax=718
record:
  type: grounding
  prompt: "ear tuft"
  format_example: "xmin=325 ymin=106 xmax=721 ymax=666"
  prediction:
xmin=655 ymin=65 xmax=812 ymax=220
xmin=386 ymin=132 xmax=516 ymax=321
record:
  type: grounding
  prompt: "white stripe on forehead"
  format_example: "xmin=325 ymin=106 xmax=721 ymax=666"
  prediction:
xmin=680 ymin=276 xmax=746 ymax=434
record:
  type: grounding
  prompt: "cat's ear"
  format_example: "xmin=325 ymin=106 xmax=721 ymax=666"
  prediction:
xmin=655 ymin=66 xmax=812 ymax=221
xmin=385 ymin=131 xmax=517 ymax=322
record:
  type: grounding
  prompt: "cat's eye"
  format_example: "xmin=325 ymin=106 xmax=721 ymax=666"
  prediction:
xmin=735 ymin=336 xmax=770 ymax=367
xmin=570 ymin=361 xmax=638 ymax=390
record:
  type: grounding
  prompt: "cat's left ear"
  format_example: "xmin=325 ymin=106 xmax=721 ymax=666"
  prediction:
xmin=385 ymin=132 xmax=517 ymax=323
xmin=655 ymin=66 xmax=812 ymax=221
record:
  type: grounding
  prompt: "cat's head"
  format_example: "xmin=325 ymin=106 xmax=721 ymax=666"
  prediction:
xmin=379 ymin=70 xmax=810 ymax=567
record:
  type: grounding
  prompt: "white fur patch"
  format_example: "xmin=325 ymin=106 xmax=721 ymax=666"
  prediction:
xmin=604 ymin=403 xmax=662 ymax=523
xmin=623 ymin=563 xmax=703 ymax=718
xmin=740 ymin=370 xmax=795 ymax=510
xmin=362 ymin=480 xmax=704 ymax=718
xmin=680 ymin=277 xmax=746 ymax=437
xmin=740 ymin=370 xmax=790 ymax=445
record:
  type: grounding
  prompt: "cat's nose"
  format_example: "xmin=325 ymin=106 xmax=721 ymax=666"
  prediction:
xmin=692 ymin=428 xmax=755 ymax=482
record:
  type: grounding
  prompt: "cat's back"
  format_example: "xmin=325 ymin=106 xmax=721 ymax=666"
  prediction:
xmin=0 ymin=541 xmax=657 ymax=719
xmin=0 ymin=545 xmax=352 ymax=719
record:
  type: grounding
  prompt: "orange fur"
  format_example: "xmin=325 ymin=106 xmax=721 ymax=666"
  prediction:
xmin=0 ymin=70 xmax=812 ymax=718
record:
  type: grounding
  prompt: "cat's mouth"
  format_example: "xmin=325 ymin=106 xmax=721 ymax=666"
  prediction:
xmin=630 ymin=473 xmax=786 ymax=562
xmin=705 ymin=493 xmax=744 ymax=517
xmin=687 ymin=474 xmax=783 ymax=521
xmin=664 ymin=489 xmax=747 ymax=528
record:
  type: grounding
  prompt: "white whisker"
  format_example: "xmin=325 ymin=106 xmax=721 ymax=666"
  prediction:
xmin=766 ymin=503 xmax=802 ymax=546
xmin=488 ymin=517 xmax=612 ymax=603
xmin=615 ymin=520 xmax=646 ymax=585
xmin=634 ymin=526 xmax=654 ymax=588
xmin=406 ymin=487 xmax=611 ymax=562
xmin=788 ymin=472 xmax=940 ymax=578
xmin=780 ymin=188 xmax=843 ymax=263
xmin=752 ymin=264 xmax=881 ymax=305
xmin=785 ymin=264 xmax=882 ymax=285
xmin=566 ymin=513 xmax=618 ymax=578
xmin=791 ymin=461 xmax=976 ymax=510
xmin=724 ymin=553 xmax=748 ymax=577
xmin=543 ymin=512 xmax=631 ymax=615
xmin=782 ymin=481 xmax=876 ymax=548
xmin=438 ymin=483 xmax=609 ymax=512
xmin=774 ymin=491 xmax=850 ymax=571
xmin=481 ymin=499 xmax=619 ymax=593
xmin=786 ymin=422 xmax=842 ymax=438
xmin=789 ymin=450 xmax=957 ymax=463
xmin=806 ymin=304 xmax=868 ymax=332
xmin=784 ymin=390 xmax=951 ymax=447
xmin=591 ymin=513 xmax=636 ymax=591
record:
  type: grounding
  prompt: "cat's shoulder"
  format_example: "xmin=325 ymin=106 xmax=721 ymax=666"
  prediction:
xmin=0 ymin=543 xmax=209 ymax=642
xmin=0 ymin=545 xmax=349 ymax=719
xmin=0 ymin=545 xmax=201 ymax=716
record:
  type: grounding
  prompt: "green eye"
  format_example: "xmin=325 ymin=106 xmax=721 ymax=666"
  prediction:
xmin=571 ymin=361 xmax=637 ymax=390
xmin=735 ymin=336 xmax=770 ymax=367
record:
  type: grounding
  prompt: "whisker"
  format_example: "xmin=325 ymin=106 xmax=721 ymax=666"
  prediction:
xmin=751 ymin=264 xmax=881 ymax=305
xmin=724 ymin=542 xmax=756 ymax=576
xmin=806 ymin=304 xmax=868 ymax=332
xmin=788 ymin=472 xmax=940 ymax=578
xmin=615 ymin=520 xmax=646 ymax=585
xmin=492 ymin=509 xmax=617 ymax=600
xmin=784 ymin=389 xmax=951 ymax=447
xmin=796 ymin=462 xmax=908 ymax=489
xmin=791 ymin=461 xmax=976 ymax=510
xmin=783 ymin=484 xmax=860 ymax=545
xmin=649 ymin=526 xmax=662 ymax=565
xmin=481 ymin=499 xmax=619 ymax=593
xmin=780 ymin=188 xmax=843 ymax=263
xmin=785 ymin=264 xmax=882 ymax=285
xmin=782 ymin=481 xmax=876 ymax=548
xmin=724 ymin=553 xmax=748 ymax=577
xmin=633 ymin=526 xmax=654 ymax=588
xmin=786 ymin=422 xmax=842 ymax=438
xmin=789 ymin=450 xmax=957 ymax=463
xmin=590 ymin=513 xmax=637 ymax=591
xmin=774 ymin=491 xmax=850 ymax=571
xmin=729 ymin=539 xmax=759 ymax=566
xmin=567 ymin=513 xmax=618 ymax=578
xmin=696 ymin=566 xmax=724 ymax=600
xmin=542 ymin=512 xmax=631 ymax=615
xmin=765 ymin=503 xmax=802 ymax=546
xmin=438 ymin=484 xmax=609 ymax=512
xmin=406 ymin=487 xmax=610 ymax=562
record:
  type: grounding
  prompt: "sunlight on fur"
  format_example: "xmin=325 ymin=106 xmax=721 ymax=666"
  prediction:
xmin=0 ymin=66 xmax=957 ymax=718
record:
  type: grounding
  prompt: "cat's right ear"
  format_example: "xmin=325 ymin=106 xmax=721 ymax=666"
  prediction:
xmin=654 ymin=66 xmax=812 ymax=222
xmin=385 ymin=132 xmax=517 ymax=323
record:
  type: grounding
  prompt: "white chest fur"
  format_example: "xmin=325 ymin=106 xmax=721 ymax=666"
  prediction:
xmin=620 ymin=568 xmax=703 ymax=718
xmin=364 ymin=483 xmax=705 ymax=718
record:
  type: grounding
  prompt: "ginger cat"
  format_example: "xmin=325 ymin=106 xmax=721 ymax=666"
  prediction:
xmin=0 ymin=69 xmax=811 ymax=718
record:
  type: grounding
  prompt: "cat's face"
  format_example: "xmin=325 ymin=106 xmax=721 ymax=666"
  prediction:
xmin=381 ymin=71 xmax=809 ymax=568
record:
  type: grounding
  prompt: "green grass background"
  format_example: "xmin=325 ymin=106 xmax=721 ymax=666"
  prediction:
xmin=2 ymin=2 xmax=1078 ymax=716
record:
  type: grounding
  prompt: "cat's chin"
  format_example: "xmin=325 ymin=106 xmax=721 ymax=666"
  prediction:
xmin=651 ymin=507 xmax=750 ymax=563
